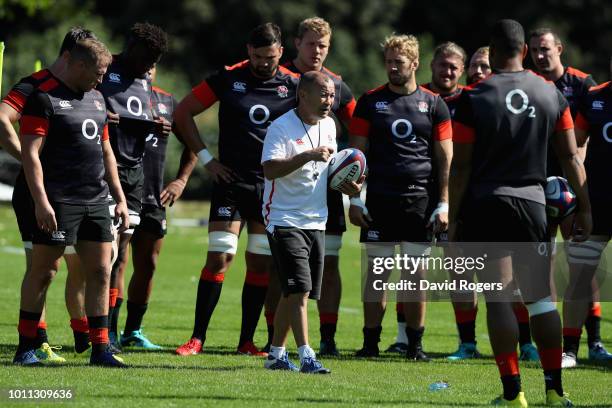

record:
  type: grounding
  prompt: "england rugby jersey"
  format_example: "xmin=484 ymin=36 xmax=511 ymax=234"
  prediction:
xmin=191 ymin=60 xmax=299 ymax=184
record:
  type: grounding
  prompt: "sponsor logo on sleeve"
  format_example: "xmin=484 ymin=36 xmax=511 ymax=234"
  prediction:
xmin=109 ymin=73 xmax=121 ymax=83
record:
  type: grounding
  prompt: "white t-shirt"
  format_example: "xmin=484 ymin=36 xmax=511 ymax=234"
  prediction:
xmin=261 ymin=109 xmax=337 ymax=230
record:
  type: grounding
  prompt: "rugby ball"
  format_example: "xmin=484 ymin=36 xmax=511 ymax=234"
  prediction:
xmin=545 ymin=176 xmax=577 ymax=219
xmin=328 ymin=148 xmax=366 ymax=191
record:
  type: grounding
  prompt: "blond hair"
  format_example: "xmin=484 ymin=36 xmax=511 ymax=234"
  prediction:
xmin=473 ymin=46 xmax=489 ymax=57
xmin=382 ymin=34 xmax=419 ymax=61
xmin=433 ymin=41 xmax=467 ymax=64
xmin=70 ymin=38 xmax=112 ymax=67
xmin=297 ymin=17 xmax=332 ymax=39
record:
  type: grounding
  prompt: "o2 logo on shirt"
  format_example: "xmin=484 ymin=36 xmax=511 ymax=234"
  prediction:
xmin=505 ymin=89 xmax=536 ymax=118
xmin=249 ymin=104 xmax=270 ymax=125
xmin=127 ymin=96 xmax=149 ymax=118
xmin=81 ymin=119 xmax=101 ymax=144
xmin=603 ymin=122 xmax=612 ymax=143
xmin=145 ymin=133 xmax=158 ymax=147
xmin=391 ymin=119 xmax=416 ymax=143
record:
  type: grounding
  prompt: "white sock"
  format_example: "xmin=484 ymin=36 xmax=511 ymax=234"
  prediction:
xmin=396 ymin=322 xmax=408 ymax=344
xmin=298 ymin=345 xmax=316 ymax=362
xmin=269 ymin=346 xmax=285 ymax=360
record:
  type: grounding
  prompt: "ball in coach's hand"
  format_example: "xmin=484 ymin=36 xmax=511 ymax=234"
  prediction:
xmin=328 ymin=148 xmax=366 ymax=191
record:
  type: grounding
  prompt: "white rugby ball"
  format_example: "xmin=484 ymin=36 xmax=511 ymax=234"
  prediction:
xmin=328 ymin=148 xmax=367 ymax=191
xmin=545 ymin=176 xmax=577 ymax=219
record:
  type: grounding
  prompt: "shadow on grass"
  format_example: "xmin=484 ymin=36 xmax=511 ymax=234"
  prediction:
xmin=0 ymin=360 xmax=252 ymax=372
xmin=1 ymin=343 xmax=609 ymax=371
xmin=79 ymin=393 xmax=498 ymax=406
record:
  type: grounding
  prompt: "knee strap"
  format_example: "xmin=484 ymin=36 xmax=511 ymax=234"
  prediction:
xmin=208 ymin=231 xmax=239 ymax=254
xmin=526 ymin=296 xmax=556 ymax=317
xmin=246 ymin=233 xmax=271 ymax=255
xmin=324 ymin=235 xmax=342 ymax=256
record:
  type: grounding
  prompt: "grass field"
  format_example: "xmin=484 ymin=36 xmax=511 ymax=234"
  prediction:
xmin=0 ymin=202 xmax=610 ymax=407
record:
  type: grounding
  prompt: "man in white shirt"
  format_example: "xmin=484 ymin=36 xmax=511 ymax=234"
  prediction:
xmin=261 ymin=71 xmax=362 ymax=373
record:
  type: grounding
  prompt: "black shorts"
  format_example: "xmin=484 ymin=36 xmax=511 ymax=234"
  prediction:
xmin=209 ymin=181 xmax=264 ymax=224
xmin=591 ymin=198 xmax=612 ymax=237
xmin=460 ymin=195 xmax=547 ymax=243
xmin=459 ymin=195 xmax=551 ymax=301
xmin=12 ymin=171 xmax=35 ymax=242
xmin=134 ymin=205 xmax=167 ymax=238
xmin=117 ymin=166 xmax=144 ymax=214
xmin=32 ymin=202 xmax=113 ymax=246
xmin=267 ymin=227 xmax=324 ymax=300
xmin=360 ymin=193 xmax=429 ymax=243
xmin=326 ymin=188 xmax=346 ymax=234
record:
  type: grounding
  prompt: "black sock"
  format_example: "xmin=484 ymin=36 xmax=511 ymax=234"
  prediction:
xmin=238 ymin=282 xmax=267 ymax=348
xmin=110 ymin=298 xmax=123 ymax=337
xmin=544 ymin=369 xmax=563 ymax=396
xmin=320 ymin=323 xmax=337 ymax=343
xmin=397 ymin=308 xmax=405 ymax=323
xmin=17 ymin=310 xmax=42 ymax=354
xmin=36 ymin=327 xmax=48 ymax=348
xmin=363 ymin=326 xmax=382 ymax=349
xmin=501 ymin=375 xmax=521 ymax=401
xmin=73 ymin=331 xmax=90 ymax=353
xmin=563 ymin=335 xmax=580 ymax=356
xmin=124 ymin=301 xmax=148 ymax=334
xmin=266 ymin=323 xmax=274 ymax=346
xmin=585 ymin=315 xmax=601 ymax=348
xmin=108 ymin=305 xmax=115 ymax=332
xmin=88 ymin=315 xmax=109 ymax=354
xmin=518 ymin=323 xmax=532 ymax=346
xmin=457 ymin=321 xmax=476 ymax=344
xmin=192 ymin=280 xmax=223 ymax=341
xmin=406 ymin=326 xmax=425 ymax=351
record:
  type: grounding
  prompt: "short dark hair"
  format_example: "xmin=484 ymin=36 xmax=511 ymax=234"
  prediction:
xmin=59 ymin=27 xmax=97 ymax=56
xmin=128 ymin=22 xmax=168 ymax=58
xmin=490 ymin=19 xmax=525 ymax=58
xmin=529 ymin=28 xmax=562 ymax=46
xmin=248 ymin=23 xmax=282 ymax=48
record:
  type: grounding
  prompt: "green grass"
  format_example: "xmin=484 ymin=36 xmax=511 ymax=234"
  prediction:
xmin=0 ymin=202 xmax=610 ymax=407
